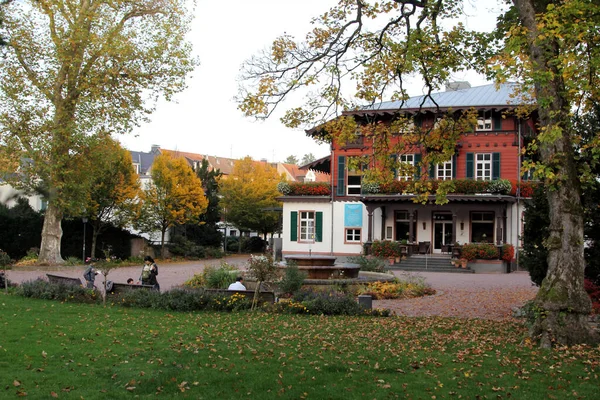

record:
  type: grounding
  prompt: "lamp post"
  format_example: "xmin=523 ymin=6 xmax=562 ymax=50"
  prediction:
xmin=82 ymin=217 xmax=88 ymax=262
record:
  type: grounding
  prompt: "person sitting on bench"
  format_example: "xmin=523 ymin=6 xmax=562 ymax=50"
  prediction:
xmin=228 ymin=276 xmax=246 ymax=290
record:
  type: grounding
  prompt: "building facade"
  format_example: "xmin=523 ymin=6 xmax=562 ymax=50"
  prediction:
xmin=280 ymin=83 xmax=538 ymax=263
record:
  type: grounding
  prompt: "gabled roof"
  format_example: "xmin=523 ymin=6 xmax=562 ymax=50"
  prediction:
xmin=351 ymin=82 xmax=528 ymax=115
xmin=129 ymin=151 xmax=156 ymax=176
xmin=299 ymin=155 xmax=331 ymax=174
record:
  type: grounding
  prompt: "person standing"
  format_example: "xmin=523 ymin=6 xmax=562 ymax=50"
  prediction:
xmin=83 ymin=263 xmax=98 ymax=289
xmin=140 ymin=256 xmax=159 ymax=291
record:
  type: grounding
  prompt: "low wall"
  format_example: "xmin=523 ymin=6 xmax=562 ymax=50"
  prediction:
xmin=468 ymin=259 xmax=509 ymax=274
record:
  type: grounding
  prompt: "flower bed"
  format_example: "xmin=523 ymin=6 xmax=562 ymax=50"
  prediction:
xmin=460 ymin=243 xmax=500 ymax=261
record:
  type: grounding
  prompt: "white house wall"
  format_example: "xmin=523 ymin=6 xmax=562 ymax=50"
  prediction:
xmin=0 ymin=183 xmax=45 ymax=212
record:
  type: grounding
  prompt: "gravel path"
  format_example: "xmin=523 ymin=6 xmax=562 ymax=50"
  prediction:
xmin=376 ymin=271 xmax=538 ymax=320
xmin=6 ymin=258 xmax=538 ymax=321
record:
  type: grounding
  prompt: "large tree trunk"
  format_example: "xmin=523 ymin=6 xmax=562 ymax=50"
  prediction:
xmin=514 ymin=0 xmax=598 ymax=346
xmin=38 ymin=202 xmax=64 ymax=265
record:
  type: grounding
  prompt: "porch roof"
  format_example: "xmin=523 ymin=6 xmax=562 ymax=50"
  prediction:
xmin=360 ymin=194 xmax=516 ymax=203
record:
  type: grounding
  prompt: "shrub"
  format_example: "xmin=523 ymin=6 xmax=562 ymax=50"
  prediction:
xmin=183 ymin=273 xmax=205 ymax=289
xmin=370 ymin=240 xmax=401 ymax=258
xmin=204 ymin=263 xmax=240 ymax=289
xmin=245 ymin=237 xmax=266 ymax=253
xmin=460 ymin=243 xmax=499 ymax=261
xmin=347 ymin=255 xmax=385 ymax=272
xmin=278 ymin=263 xmax=307 ymax=296
xmin=277 ymin=181 xmax=291 ymax=195
xmin=287 ymin=182 xmax=331 ymax=196
xmin=64 ymin=256 xmax=81 ymax=266
xmin=501 ymin=244 xmax=515 ymax=262
xmin=293 ymin=289 xmax=364 ymax=315
xmin=487 ymin=179 xmax=512 ymax=194
xmin=17 ymin=279 xmax=100 ymax=303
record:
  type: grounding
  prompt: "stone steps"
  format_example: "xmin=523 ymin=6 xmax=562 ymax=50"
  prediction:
xmin=388 ymin=255 xmax=475 ymax=273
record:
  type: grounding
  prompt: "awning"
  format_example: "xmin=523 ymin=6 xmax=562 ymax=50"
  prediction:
xmin=299 ymin=155 xmax=331 ymax=174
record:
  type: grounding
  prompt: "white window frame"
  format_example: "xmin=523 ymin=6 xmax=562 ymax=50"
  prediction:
xmin=346 ymin=158 xmax=363 ymax=196
xmin=476 ymin=153 xmax=492 ymax=181
xmin=299 ymin=211 xmax=316 ymax=242
xmin=436 ymin=161 xmax=453 ymax=180
xmin=345 ymin=228 xmax=361 ymax=243
xmin=398 ymin=154 xmax=415 ymax=181
xmin=477 ymin=111 xmax=492 ymax=131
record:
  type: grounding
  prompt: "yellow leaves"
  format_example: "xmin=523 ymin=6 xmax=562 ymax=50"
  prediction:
xmin=271 ymin=35 xmax=297 ymax=62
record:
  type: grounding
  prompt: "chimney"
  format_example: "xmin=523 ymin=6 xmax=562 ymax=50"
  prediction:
xmin=150 ymin=144 xmax=161 ymax=154
xmin=445 ymin=81 xmax=471 ymax=91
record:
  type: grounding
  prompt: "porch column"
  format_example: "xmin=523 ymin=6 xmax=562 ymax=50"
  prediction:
xmin=409 ymin=211 xmax=414 ymax=242
xmin=452 ymin=213 xmax=457 ymax=244
xmin=496 ymin=214 xmax=503 ymax=245
xmin=502 ymin=207 xmax=508 ymax=244
xmin=364 ymin=203 xmax=378 ymax=255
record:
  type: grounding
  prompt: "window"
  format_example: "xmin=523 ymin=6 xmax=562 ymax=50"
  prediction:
xmin=471 ymin=212 xmax=494 ymax=243
xmin=436 ymin=161 xmax=453 ymax=180
xmin=299 ymin=211 xmax=316 ymax=242
xmin=230 ymin=230 xmax=237 ymax=237
xmin=398 ymin=154 xmax=414 ymax=181
xmin=345 ymin=228 xmax=361 ymax=243
xmin=347 ymin=172 xmax=362 ymax=195
xmin=477 ymin=111 xmax=492 ymax=131
xmin=395 ymin=210 xmax=417 ymax=242
xmin=475 ymin=153 xmax=492 ymax=180
xmin=346 ymin=157 xmax=363 ymax=195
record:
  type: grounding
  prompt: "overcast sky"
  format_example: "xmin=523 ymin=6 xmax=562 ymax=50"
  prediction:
xmin=118 ymin=0 xmax=502 ymax=163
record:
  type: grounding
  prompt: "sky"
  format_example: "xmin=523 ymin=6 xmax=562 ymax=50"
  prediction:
xmin=118 ymin=0 xmax=503 ymax=163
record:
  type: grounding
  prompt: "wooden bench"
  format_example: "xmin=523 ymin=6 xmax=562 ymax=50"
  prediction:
xmin=47 ymin=273 xmax=84 ymax=286
xmin=203 ymin=288 xmax=276 ymax=304
xmin=107 ymin=282 xmax=154 ymax=294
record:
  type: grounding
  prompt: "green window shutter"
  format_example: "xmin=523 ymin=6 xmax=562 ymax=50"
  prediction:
xmin=290 ymin=211 xmax=298 ymax=242
xmin=493 ymin=113 xmax=502 ymax=131
xmin=466 ymin=153 xmax=474 ymax=179
xmin=390 ymin=154 xmax=397 ymax=178
xmin=315 ymin=212 xmax=323 ymax=242
xmin=429 ymin=163 xmax=436 ymax=179
xmin=452 ymin=155 xmax=457 ymax=179
xmin=414 ymin=153 xmax=422 ymax=179
xmin=492 ymin=152 xmax=501 ymax=180
xmin=336 ymin=156 xmax=346 ymax=196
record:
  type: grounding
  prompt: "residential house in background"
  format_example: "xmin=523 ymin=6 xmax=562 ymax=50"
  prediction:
xmin=280 ymin=82 xmax=538 ymax=270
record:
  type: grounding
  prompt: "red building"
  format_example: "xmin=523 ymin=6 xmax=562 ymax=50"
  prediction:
xmin=280 ymin=82 xmax=537 ymax=272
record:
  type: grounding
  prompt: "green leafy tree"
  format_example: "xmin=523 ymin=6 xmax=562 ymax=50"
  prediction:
xmin=136 ymin=153 xmax=208 ymax=258
xmin=238 ymin=1 xmax=600 ymax=345
xmin=300 ymin=153 xmax=316 ymax=166
xmin=0 ymin=0 xmax=196 ymax=264
xmin=84 ymin=137 xmax=142 ymax=259
xmin=220 ymin=157 xmax=282 ymax=246
xmin=283 ymin=155 xmax=299 ymax=165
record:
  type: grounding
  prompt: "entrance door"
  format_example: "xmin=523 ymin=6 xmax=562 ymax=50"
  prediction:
xmin=433 ymin=213 xmax=453 ymax=253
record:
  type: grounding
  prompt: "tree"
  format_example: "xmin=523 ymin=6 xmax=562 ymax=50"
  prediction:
xmin=220 ymin=157 xmax=282 ymax=243
xmin=136 ymin=153 xmax=208 ymax=258
xmin=173 ymin=158 xmax=223 ymax=249
xmin=283 ymin=155 xmax=299 ymax=165
xmin=238 ymin=1 xmax=600 ymax=346
xmin=300 ymin=153 xmax=316 ymax=166
xmin=84 ymin=137 xmax=142 ymax=259
xmin=0 ymin=1 xmax=196 ymax=264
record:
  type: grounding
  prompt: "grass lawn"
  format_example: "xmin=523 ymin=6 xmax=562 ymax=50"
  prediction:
xmin=1 ymin=295 xmax=599 ymax=399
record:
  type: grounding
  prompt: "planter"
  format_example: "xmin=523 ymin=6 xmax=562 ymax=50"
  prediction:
xmin=460 ymin=259 xmax=468 ymax=268
xmin=388 ymin=257 xmax=396 ymax=265
xmin=468 ymin=259 xmax=509 ymax=274
xmin=395 ymin=256 xmax=401 ymax=263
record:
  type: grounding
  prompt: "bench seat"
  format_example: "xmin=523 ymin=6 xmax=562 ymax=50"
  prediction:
xmin=47 ymin=273 xmax=83 ymax=286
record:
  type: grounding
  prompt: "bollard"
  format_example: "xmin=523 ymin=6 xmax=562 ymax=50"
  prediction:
xmin=358 ymin=294 xmax=372 ymax=310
